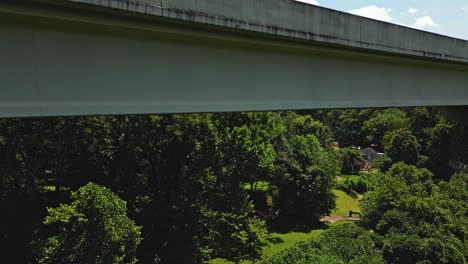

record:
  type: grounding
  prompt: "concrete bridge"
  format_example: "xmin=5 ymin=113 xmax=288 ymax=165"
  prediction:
xmin=1 ymin=0 xmax=468 ymax=117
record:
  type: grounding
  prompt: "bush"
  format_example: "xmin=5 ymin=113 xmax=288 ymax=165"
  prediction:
xmin=355 ymin=178 xmax=368 ymax=193
xmin=382 ymin=233 xmax=467 ymax=264
xmin=276 ymin=135 xmax=338 ymax=221
xmin=361 ymin=163 xmax=468 ymax=264
xmin=318 ymin=224 xmax=383 ymax=263
xmin=338 ymin=147 xmax=363 ymax=174
xmin=35 ymin=183 xmax=142 ymax=264
xmin=202 ymin=203 xmax=269 ymax=262
xmin=259 ymin=224 xmax=384 ymax=264
xmin=382 ymin=129 xmax=419 ymax=165
xmin=258 ymin=242 xmax=344 ymax=264
xmin=416 ymin=154 xmax=429 ymax=168
xmin=375 ymin=156 xmax=393 ymax=172
xmin=337 ymin=176 xmax=368 ymax=194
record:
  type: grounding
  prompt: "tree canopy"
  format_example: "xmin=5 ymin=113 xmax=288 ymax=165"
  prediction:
xmin=0 ymin=107 xmax=467 ymax=263
xmin=35 ymin=183 xmax=142 ymax=264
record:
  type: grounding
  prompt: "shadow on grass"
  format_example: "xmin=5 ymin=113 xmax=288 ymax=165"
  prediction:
xmin=268 ymin=237 xmax=284 ymax=244
xmin=267 ymin=216 xmax=330 ymax=234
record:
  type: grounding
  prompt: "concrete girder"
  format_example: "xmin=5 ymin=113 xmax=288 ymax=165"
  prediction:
xmin=0 ymin=1 xmax=468 ymax=117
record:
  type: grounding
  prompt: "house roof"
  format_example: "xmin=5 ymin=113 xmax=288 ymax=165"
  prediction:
xmin=359 ymin=147 xmax=379 ymax=155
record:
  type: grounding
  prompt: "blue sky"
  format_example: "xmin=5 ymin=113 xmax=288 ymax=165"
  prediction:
xmin=296 ymin=0 xmax=468 ymax=40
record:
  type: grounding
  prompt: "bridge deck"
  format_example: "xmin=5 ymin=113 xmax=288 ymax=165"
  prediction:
xmin=0 ymin=0 xmax=467 ymax=117
xmin=55 ymin=0 xmax=468 ymax=64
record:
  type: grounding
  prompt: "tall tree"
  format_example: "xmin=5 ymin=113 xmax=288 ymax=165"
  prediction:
xmin=361 ymin=163 xmax=468 ymax=264
xmin=382 ymin=129 xmax=419 ymax=166
xmin=362 ymin=109 xmax=409 ymax=147
xmin=35 ymin=183 xmax=142 ymax=264
xmin=275 ymin=134 xmax=338 ymax=221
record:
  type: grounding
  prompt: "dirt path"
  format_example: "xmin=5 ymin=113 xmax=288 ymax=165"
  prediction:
xmin=320 ymin=215 xmax=360 ymax=223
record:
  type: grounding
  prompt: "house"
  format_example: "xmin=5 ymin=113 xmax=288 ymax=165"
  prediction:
xmin=359 ymin=147 xmax=385 ymax=171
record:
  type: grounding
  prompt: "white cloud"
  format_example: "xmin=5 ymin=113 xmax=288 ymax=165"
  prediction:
xmin=349 ymin=5 xmax=392 ymax=22
xmin=408 ymin=8 xmax=418 ymax=14
xmin=462 ymin=7 xmax=468 ymax=14
xmin=413 ymin=16 xmax=437 ymax=30
xmin=295 ymin=0 xmax=320 ymax=6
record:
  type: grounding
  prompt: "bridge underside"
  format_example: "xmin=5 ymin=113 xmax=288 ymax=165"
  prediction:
xmin=1 ymin=2 xmax=468 ymax=117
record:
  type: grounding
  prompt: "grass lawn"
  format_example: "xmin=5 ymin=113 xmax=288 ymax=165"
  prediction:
xmin=331 ymin=190 xmax=361 ymax=216
xmin=242 ymin=181 xmax=271 ymax=192
xmin=208 ymin=221 xmax=349 ymax=264
xmin=262 ymin=222 xmax=349 ymax=258
xmin=208 ymin=187 xmax=361 ymax=263
xmin=40 ymin=185 xmax=56 ymax=192
xmin=208 ymin=189 xmax=360 ymax=264
xmin=336 ymin=174 xmax=361 ymax=185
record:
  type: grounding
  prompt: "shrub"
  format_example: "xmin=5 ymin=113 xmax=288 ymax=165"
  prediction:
xmin=202 ymin=204 xmax=269 ymax=262
xmin=259 ymin=224 xmax=384 ymax=264
xmin=35 ymin=183 xmax=142 ymax=264
xmin=258 ymin=242 xmax=344 ymax=264
xmin=338 ymin=147 xmax=363 ymax=174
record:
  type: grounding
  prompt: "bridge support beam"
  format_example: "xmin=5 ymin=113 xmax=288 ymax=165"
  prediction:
xmin=1 ymin=2 xmax=468 ymax=117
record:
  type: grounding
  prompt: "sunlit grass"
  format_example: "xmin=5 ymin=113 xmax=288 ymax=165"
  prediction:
xmin=209 ymin=188 xmax=361 ymax=264
xmin=242 ymin=181 xmax=271 ymax=192
xmin=336 ymin=174 xmax=361 ymax=185
xmin=40 ymin=185 xmax=56 ymax=192
xmin=261 ymin=227 xmax=326 ymax=258
xmin=208 ymin=188 xmax=360 ymax=264
xmin=208 ymin=221 xmax=349 ymax=264
xmin=331 ymin=190 xmax=361 ymax=216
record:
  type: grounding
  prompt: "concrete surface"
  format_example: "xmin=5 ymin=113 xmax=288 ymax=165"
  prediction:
xmin=56 ymin=0 xmax=468 ymax=64
xmin=0 ymin=0 xmax=467 ymax=117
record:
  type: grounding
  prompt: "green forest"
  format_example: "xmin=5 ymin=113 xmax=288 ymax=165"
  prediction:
xmin=0 ymin=107 xmax=466 ymax=263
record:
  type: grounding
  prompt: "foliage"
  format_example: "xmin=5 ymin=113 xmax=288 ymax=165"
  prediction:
xmin=203 ymin=207 xmax=269 ymax=262
xmin=259 ymin=224 xmax=383 ymax=264
xmin=260 ymin=227 xmax=326 ymax=259
xmin=259 ymin=242 xmax=344 ymax=264
xmin=362 ymin=108 xmax=409 ymax=146
xmin=423 ymin=118 xmax=466 ymax=179
xmin=35 ymin=183 xmax=142 ymax=264
xmin=331 ymin=190 xmax=361 ymax=216
xmin=337 ymin=175 xmax=368 ymax=194
xmin=382 ymin=129 xmax=419 ymax=165
xmin=361 ymin=163 xmax=434 ymax=229
xmin=361 ymin=163 xmax=468 ymax=264
xmin=208 ymin=222 xmax=347 ymax=264
xmin=358 ymin=171 xmax=381 ymax=192
xmin=242 ymin=181 xmax=271 ymax=192
xmin=338 ymin=147 xmax=363 ymax=174
xmin=221 ymin=125 xmax=276 ymax=191
xmin=1 ymin=108 xmax=468 ymax=263
xmin=317 ymin=224 xmax=383 ymax=263
xmin=283 ymin=113 xmax=333 ymax=147
xmin=316 ymin=109 xmax=375 ymax=147
xmin=274 ymin=134 xmax=339 ymax=220
xmin=381 ymin=232 xmax=467 ymax=264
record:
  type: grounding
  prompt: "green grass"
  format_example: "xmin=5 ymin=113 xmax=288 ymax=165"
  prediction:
xmin=261 ymin=228 xmax=326 ymax=257
xmin=331 ymin=190 xmax=361 ymax=216
xmin=208 ymin=189 xmax=361 ymax=263
xmin=242 ymin=181 xmax=271 ymax=192
xmin=208 ymin=221 xmax=350 ymax=264
xmin=208 ymin=258 xmax=234 ymax=264
xmin=40 ymin=185 xmax=56 ymax=192
xmin=336 ymin=174 xmax=361 ymax=185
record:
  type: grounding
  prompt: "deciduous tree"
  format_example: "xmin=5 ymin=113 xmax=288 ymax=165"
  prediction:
xmin=36 ymin=183 xmax=142 ymax=264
